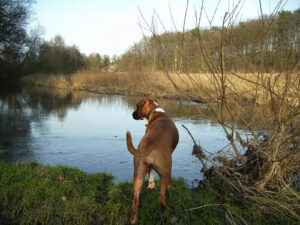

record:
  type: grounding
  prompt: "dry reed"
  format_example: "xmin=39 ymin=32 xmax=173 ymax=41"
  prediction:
xmin=23 ymin=70 xmax=299 ymax=106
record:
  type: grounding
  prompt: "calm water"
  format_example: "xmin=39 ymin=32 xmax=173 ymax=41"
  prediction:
xmin=0 ymin=87 xmax=240 ymax=185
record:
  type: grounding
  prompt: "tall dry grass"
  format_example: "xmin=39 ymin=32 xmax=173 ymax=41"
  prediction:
xmin=22 ymin=73 xmax=71 ymax=89
xmin=23 ymin=70 xmax=299 ymax=106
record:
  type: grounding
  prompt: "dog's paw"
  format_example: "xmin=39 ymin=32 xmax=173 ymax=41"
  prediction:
xmin=167 ymin=184 xmax=175 ymax=189
xmin=147 ymin=182 xmax=156 ymax=190
xmin=130 ymin=215 xmax=137 ymax=224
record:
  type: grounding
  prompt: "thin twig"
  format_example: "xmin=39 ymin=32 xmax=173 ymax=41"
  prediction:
xmin=186 ymin=203 xmax=230 ymax=211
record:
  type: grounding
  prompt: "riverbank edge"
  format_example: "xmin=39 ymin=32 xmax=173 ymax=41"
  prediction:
xmin=0 ymin=161 xmax=297 ymax=225
xmin=29 ymin=83 xmax=204 ymax=103
xmin=21 ymin=73 xmax=216 ymax=103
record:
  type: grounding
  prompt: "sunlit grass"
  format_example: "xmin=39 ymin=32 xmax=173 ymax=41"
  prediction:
xmin=0 ymin=161 xmax=297 ymax=225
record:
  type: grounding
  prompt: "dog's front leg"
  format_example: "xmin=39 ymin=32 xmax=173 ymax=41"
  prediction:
xmin=147 ymin=168 xmax=156 ymax=189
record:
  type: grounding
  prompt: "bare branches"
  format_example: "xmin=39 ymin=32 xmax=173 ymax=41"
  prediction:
xmin=139 ymin=0 xmax=300 ymax=220
xmin=137 ymin=6 xmax=180 ymax=91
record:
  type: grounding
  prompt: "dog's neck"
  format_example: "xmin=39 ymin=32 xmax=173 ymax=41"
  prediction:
xmin=146 ymin=105 xmax=165 ymax=119
xmin=145 ymin=105 xmax=166 ymax=127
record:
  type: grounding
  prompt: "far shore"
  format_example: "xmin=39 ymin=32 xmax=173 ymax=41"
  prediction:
xmin=22 ymin=71 xmax=299 ymax=107
xmin=22 ymin=71 xmax=205 ymax=102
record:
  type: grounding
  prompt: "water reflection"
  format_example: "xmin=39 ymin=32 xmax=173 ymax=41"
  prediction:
xmin=0 ymin=87 xmax=238 ymax=185
xmin=0 ymin=87 xmax=34 ymax=162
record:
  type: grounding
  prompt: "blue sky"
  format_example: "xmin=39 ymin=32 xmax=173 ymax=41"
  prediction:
xmin=30 ymin=0 xmax=300 ymax=57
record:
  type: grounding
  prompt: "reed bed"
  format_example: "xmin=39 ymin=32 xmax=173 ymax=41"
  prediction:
xmin=22 ymin=70 xmax=300 ymax=105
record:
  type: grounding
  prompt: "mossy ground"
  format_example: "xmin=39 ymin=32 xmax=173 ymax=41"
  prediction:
xmin=0 ymin=161 xmax=297 ymax=225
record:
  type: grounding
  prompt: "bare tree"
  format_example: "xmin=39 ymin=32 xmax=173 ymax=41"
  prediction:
xmin=136 ymin=0 xmax=300 ymax=221
xmin=0 ymin=0 xmax=37 ymax=79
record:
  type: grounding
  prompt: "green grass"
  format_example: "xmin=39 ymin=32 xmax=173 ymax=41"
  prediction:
xmin=0 ymin=161 xmax=298 ymax=225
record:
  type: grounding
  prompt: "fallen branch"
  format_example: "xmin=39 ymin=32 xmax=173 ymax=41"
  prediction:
xmin=182 ymin=124 xmax=207 ymax=171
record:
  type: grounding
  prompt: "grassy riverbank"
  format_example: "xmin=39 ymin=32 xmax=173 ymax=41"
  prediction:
xmin=0 ymin=161 xmax=297 ymax=225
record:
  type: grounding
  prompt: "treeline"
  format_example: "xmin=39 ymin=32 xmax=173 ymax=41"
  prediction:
xmin=1 ymin=31 xmax=114 ymax=78
xmin=25 ymin=35 xmax=84 ymax=74
xmin=25 ymin=34 xmax=114 ymax=74
xmin=1 ymin=0 xmax=298 ymax=81
xmin=116 ymin=9 xmax=299 ymax=73
xmin=0 ymin=0 xmax=114 ymax=80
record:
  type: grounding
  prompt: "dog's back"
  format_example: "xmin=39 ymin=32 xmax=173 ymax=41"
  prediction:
xmin=127 ymin=113 xmax=178 ymax=157
xmin=143 ymin=114 xmax=178 ymax=153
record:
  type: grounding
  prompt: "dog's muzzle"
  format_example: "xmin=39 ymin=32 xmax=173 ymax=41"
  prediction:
xmin=132 ymin=110 xmax=142 ymax=120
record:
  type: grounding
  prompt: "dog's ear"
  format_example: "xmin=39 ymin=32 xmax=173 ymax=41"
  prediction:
xmin=141 ymin=99 xmax=146 ymax=106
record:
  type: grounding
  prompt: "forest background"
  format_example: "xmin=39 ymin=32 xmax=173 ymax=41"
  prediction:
xmin=1 ymin=0 xmax=299 ymax=80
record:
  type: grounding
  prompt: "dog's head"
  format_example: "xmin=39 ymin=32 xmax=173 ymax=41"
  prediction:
xmin=132 ymin=98 xmax=158 ymax=120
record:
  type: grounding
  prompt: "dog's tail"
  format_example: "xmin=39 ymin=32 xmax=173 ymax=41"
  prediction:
xmin=126 ymin=131 xmax=152 ymax=157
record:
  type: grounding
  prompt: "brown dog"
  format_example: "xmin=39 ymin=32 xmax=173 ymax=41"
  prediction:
xmin=126 ymin=98 xmax=179 ymax=224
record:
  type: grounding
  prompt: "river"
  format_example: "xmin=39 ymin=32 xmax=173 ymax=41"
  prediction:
xmin=0 ymin=87 xmax=241 ymax=185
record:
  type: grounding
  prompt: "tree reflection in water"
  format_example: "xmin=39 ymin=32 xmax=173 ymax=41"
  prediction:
xmin=0 ymin=86 xmax=223 ymax=184
xmin=0 ymin=87 xmax=82 ymax=162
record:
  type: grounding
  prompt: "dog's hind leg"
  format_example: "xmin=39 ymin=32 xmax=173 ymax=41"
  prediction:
xmin=147 ymin=168 xmax=156 ymax=190
xmin=130 ymin=162 xmax=148 ymax=224
xmin=158 ymin=174 xmax=171 ymax=210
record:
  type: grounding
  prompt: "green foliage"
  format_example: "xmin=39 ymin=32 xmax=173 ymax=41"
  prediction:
xmin=191 ymin=28 xmax=200 ymax=38
xmin=85 ymin=53 xmax=112 ymax=71
xmin=102 ymin=55 xmax=111 ymax=72
xmin=0 ymin=161 xmax=297 ymax=225
xmin=276 ymin=10 xmax=295 ymax=35
xmin=86 ymin=53 xmax=102 ymax=70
